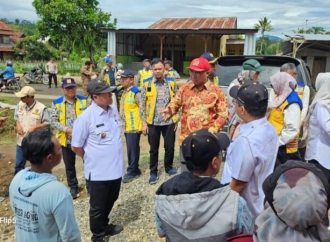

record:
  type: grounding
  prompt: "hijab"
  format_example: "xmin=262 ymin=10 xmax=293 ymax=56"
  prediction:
xmin=268 ymin=72 xmax=297 ymax=109
xmin=303 ymin=73 xmax=330 ymax=139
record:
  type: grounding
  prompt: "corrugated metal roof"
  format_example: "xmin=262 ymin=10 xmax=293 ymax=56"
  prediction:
xmin=0 ymin=47 xmax=13 ymax=52
xmin=0 ymin=21 xmax=13 ymax=31
xmin=148 ymin=17 xmax=237 ymax=30
xmin=284 ymin=34 xmax=330 ymax=41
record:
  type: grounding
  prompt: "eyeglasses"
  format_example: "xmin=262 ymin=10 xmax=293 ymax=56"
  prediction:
xmin=189 ymin=70 xmax=205 ymax=76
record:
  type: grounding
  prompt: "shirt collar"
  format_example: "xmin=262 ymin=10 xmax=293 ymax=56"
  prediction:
xmin=188 ymin=80 xmax=211 ymax=91
xmin=64 ymin=96 xmax=76 ymax=104
xmin=91 ymin=102 xmax=112 ymax=116
xmin=26 ymin=100 xmax=36 ymax=110
xmin=240 ymin=117 xmax=267 ymax=133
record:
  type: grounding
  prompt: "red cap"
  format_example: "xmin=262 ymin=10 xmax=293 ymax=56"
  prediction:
xmin=187 ymin=58 xmax=210 ymax=72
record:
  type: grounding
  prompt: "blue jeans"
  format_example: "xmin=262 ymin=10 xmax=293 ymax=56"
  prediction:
xmin=15 ymin=145 xmax=26 ymax=175
xmin=125 ymin=133 xmax=141 ymax=176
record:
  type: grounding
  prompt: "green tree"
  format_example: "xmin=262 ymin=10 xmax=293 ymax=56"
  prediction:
xmin=32 ymin=0 xmax=116 ymax=65
xmin=293 ymin=27 xmax=326 ymax=34
xmin=253 ymin=17 xmax=274 ymax=54
xmin=14 ymin=36 xmax=58 ymax=60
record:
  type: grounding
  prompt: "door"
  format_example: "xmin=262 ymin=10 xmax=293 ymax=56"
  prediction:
xmin=312 ymin=57 xmax=326 ymax=86
xmin=173 ymin=50 xmax=183 ymax=74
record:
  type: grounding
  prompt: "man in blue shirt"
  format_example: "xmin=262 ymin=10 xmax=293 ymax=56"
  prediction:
xmin=0 ymin=60 xmax=15 ymax=88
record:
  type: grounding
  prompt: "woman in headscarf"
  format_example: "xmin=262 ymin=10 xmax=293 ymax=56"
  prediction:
xmin=267 ymin=72 xmax=303 ymax=168
xmin=254 ymin=162 xmax=330 ymax=242
xmin=305 ymin=73 xmax=330 ymax=183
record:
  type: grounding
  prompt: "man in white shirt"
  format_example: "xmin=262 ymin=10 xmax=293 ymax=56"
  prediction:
xmin=46 ymin=58 xmax=58 ymax=88
xmin=221 ymin=81 xmax=279 ymax=218
xmin=71 ymin=80 xmax=124 ymax=242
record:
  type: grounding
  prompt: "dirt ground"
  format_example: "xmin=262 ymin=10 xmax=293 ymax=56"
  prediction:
xmin=0 ymin=132 xmax=178 ymax=222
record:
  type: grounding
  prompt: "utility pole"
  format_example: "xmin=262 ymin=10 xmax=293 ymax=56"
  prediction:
xmin=305 ymin=20 xmax=308 ymax=33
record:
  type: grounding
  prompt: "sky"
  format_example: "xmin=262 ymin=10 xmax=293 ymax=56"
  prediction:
xmin=1 ymin=0 xmax=330 ymax=37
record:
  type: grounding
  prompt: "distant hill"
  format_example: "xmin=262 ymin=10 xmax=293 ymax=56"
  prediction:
xmin=258 ymin=34 xmax=283 ymax=42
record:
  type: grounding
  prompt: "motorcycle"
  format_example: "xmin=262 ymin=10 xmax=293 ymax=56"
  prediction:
xmin=22 ymin=66 xmax=49 ymax=85
xmin=0 ymin=74 xmax=22 ymax=93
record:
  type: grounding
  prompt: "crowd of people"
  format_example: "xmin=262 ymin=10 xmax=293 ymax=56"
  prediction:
xmin=1 ymin=51 xmax=330 ymax=242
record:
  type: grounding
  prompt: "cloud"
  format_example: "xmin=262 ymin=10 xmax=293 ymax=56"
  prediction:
xmin=0 ymin=0 xmax=330 ymax=37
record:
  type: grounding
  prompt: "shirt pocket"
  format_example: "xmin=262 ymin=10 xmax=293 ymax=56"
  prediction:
xmin=94 ymin=126 xmax=113 ymax=144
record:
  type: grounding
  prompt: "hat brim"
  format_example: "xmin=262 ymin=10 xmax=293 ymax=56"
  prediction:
xmin=216 ymin=132 xmax=230 ymax=151
xmin=187 ymin=66 xmax=209 ymax=72
xmin=229 ymin=85 xmax=239 ymax=99
xmin=15 ymin=91 xmax=27 ymax=98
xmin=62 ymin=83 xmax=77 ymax=88
xmin=208 ymin=57 xmax=219 ymax=64
xmin=255 ymin=66 xmax=266 ymax=72
xmin=121 ymin=75 xmax=134 ymax=78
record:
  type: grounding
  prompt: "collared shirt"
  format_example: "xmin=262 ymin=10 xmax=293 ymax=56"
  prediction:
xmin=71 ymin=102 xmax=124 ymax=181
xmin=168 ymin=81 xmax=228 ymax=144
xmin=221 ymin=117 xmax=279 ymax=218
xmin=50 ymin=98 xmax=77 ymax=143
xmin=305 ymin=103 xmax=330 ymax=169
xmin=141 ymin=78 xmax=175 ymax=126
xmin=14 ymin=101 xmax=50 ymax=124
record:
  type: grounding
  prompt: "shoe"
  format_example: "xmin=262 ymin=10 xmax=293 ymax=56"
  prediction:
xmin=149 ymin=174 xmax=158 ymax=185
xmin=70 ymin=188 xmax=79 ymax=200
xmin=122 ymin=173 xmax=139 ymax=183
xmin=105 ymin=224 xmax=123 ymax=236
xmin=93 ymin=236 xmax=110 ymax=242
xmin=167 ymin=169 xmax=178 ymax=176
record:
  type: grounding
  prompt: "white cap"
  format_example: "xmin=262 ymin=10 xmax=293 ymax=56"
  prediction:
xmin=15 ymin=86 xmax=36 ymax=98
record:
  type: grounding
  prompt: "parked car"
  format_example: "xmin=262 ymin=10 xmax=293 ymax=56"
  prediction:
xmin=216 ymin=55 xmax=315 ymax=102
xmin=215 ymin=55 xmax=315 ymax=159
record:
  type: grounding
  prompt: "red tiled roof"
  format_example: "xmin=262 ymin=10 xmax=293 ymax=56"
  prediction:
xmin=148 ymin=17 xmax=237 ymax=30
xmin=0 ymin=21 xmax=13 ymax=31
xmin=9 ymin=35 xmax=20 ymax=44
xmin=0 ymin=30 xmax=13 ymax=36
xmin=0 ymin=47 xmax=14 ymax=52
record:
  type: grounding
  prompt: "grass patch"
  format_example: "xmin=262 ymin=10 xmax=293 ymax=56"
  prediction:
xmin=0 ymin=108 xmax=16 ymax=145
xmin=0 ymin=97 xmax=18 ymax=105
xmin=0 ymin=97 xmax=52 ymax=108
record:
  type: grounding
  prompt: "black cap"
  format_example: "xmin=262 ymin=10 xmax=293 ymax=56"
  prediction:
xmin=87 ymin=79 xmax=116 ymax=95
xmin=121 ymin=69 xmax=134 ymax=78
xmin=229 ymin=81 xmax=268 ymax=107
xmin=181 ymin=129 xmax=230 ymax=166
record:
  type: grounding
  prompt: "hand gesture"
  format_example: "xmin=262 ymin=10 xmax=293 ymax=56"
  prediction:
xmin=142 ymin=124 xmax=148 ymax=136
xmin=0 ymin=116 xmax=8 ymax=127
xmin=160 ymin=107 xmax=172 ymax=121
xmin=16 ymin=122 xmax=24 ymax=135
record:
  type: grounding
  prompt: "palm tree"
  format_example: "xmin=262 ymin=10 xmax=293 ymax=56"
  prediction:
xmin=254 ymin=17 xmax=274 ymax=54
xmin=310 ymin=26 xmax=325 ymax=34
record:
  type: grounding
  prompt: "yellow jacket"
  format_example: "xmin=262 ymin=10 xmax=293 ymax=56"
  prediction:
xmin=268 ymin=92 xmax=302 ymax=154
xmin=53 ymin=95 xmax=87 ymax=147
xmin=143 ymin=77 xmax=178 ymax=124
xmin=138 ymin=68 xmax=153 ymax=87
xmin=121 ymin=86 xmax=142 ymax=133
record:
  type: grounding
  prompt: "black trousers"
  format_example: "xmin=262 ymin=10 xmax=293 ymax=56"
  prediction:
xmin=148 ymin=124 xmax=175 ymax=175
xmin=90 ymin=178 xmax=122 ymax=241
xmin=48 ymin=73 xmax=57 ymax=87
xmin=62 ymin=145 xmax=78 ymax=189
xmin=275 ymin=145 xmax=302 ymax=169
xmin=125 ymin=133 xmax=141 ymax=176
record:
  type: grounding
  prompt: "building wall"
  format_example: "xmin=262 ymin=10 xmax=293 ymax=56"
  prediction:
xmin=2 ymin=52 xmax=14 ymax=60
xmin=297 ymin=48 xmax=330 ymax=72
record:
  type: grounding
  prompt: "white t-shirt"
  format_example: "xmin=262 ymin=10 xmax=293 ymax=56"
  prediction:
xmin=221 ymin=117 xmax=279 ymax=218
